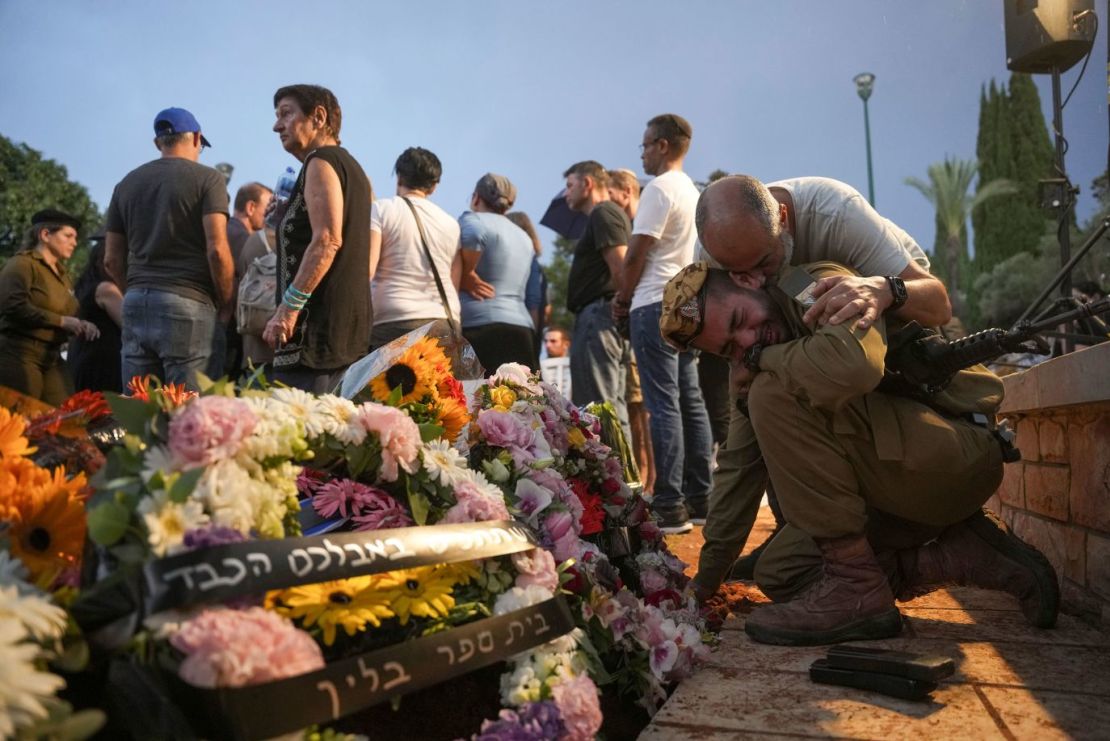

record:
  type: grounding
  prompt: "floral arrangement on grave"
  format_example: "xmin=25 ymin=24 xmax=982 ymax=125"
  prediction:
xmin=465 ymin=364 xmax=711 ymax=715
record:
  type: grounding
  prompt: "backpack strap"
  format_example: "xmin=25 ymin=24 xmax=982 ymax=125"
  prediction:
xmin=400 ymin=196 xmax=458 ymax=337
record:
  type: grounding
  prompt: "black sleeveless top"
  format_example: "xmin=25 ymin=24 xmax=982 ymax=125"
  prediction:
xmin=275 ymin=146 xmax=372 ymax=370
xmin=68 ymin=281 xmax=122 ymax=392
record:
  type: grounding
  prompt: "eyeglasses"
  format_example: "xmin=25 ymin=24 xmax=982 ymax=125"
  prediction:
xmin=639 ymin=138 xmax=662 ymax=153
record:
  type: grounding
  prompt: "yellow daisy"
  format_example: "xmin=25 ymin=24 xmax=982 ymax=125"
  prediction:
xmin=0 ymin=407 xmax=35 ymax=459
xmin=270 ymin=576 xmax=394 ymax=646
xmin=381 ymin=565 xmax=460 ymax=624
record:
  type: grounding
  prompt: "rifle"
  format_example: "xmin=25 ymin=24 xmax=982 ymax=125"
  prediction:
xmin=885 ymin=297 xmax=1110 ymax=396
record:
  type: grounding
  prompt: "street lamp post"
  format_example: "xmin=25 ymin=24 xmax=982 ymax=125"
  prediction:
xmin=853 ymin=72 xmax=876 ymax=207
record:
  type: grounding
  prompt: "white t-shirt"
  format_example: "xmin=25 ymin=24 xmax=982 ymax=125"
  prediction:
xmin=772 ymin=177 xmax=930 ymax=275
xmin=630 ymin=170 xmax=700 ymax=310
xmin=370 ymin=196 xmax=462 ymax=325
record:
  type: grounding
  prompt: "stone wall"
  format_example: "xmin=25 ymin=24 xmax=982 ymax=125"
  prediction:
xmin=984 ymin=342 xmax=1110 ymax=627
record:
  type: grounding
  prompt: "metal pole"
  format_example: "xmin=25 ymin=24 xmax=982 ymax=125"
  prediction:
xmin=862 ymin=97 xmax=875 ymax=207
xmin=1051 ymin=67 xmax=1074 ymax=353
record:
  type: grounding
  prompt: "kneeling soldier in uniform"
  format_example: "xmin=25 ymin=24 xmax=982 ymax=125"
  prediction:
xmin=659 ymin=261 xmax=1059 ymax=645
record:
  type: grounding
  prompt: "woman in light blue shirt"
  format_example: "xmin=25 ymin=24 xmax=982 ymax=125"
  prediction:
xmin=458 ymin=173 xmax=538 ymax=371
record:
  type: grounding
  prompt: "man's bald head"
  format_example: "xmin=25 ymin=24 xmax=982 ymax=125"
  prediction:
xmin=695 ymin=175 xmax=787 ymax=280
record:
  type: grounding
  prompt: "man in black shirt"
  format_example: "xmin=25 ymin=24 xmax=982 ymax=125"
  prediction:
xmin=563 ymin=160 xmax=632 ymax=440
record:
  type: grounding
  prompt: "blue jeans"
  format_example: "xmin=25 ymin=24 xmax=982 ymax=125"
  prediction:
xmin=630 ymin=301 xmax=713 ymax=510
xmin=570 ymin=298 xmax=631 ymax=444
xmin=121 ymin=288 xmax=224 ymax=391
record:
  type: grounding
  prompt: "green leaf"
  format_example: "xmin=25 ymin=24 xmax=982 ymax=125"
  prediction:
xmin=408 ymin=489 xmax=430 ymax=526
xmin=418 ymin=422 xmax=444 ymax=442
xmin=104 ymin=393 xmax=154 ymax=436
xmin=86 ymin=501 xmax=132 ymax=546
xmin=167 ymin=467 xmax=204 ymax=503
xmin=387 ymin=384 xmax=403 ymax=407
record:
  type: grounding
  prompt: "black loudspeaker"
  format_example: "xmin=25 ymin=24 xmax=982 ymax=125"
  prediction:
xmin=1004 ymin=0 xmax=1096 ymax=73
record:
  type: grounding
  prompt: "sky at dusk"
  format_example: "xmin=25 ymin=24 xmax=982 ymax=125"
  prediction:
xmin=2 ymin=0 xmax=1106 ymax=263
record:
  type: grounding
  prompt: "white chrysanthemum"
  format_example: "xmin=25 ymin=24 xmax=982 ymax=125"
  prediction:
xmin=192 ymin=459 xmax=292 ymax=538
xmin=239 ymin=396 xmax=308 ymax=461
xmin=137 ymin=490 xmax=210 ymax=556
xmin=141 ymin=444 xmax=177 ymax=482
xmin=421 ymin=439 xmax=467 ymax=485
xmin=269 ymin=387 xmax=331 ymax=439
xmin=313 ymin=395 xmax=359 ymax=439
xmin=0 ymin=617 xmax=65 ymax=738
xmin=0 ymin=585 xmax=66 ymax=641
xmin=0 ymin=551 xmax=29 ymax=587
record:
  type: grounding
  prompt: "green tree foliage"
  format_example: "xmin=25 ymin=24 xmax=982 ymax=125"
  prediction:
xmin=905 ymin=157 xmax=1015 ymax=318
xmin=973 ymin=250 xmax=1057 ymax=328
xmin=545 ymin=235 xmax=575 ymax=332
xmin=0 ymin=133 xmax=102 ymax=270
xmin=971 ymin=75 xmax=1054 ymax=280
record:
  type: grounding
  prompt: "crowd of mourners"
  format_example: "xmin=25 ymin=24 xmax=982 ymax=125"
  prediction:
xmin=2 ymin=82 xmax=1075 ymax=649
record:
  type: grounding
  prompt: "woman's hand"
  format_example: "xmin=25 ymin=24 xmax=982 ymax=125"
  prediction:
xmin=263 ymin=305 xmax=299 ymax=348
xmin=461 ymin=270 xmax=495 ymax=300
xmin=61 ymin=316 xmax=100 ymax=340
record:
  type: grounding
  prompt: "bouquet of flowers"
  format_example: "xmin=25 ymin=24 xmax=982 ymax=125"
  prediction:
xmin=0 ymin=407 xmax=104 ymax=739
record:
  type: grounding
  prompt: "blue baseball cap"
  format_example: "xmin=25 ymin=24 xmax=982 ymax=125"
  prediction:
xmin=153 ymin=107 xmax=212 ymax=147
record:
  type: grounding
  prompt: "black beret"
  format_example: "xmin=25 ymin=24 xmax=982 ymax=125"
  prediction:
xmin=31 ymin=209 xmax=82 ymax=231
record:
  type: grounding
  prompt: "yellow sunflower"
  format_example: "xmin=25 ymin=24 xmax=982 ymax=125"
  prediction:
xmin=0 ymin=407 xmax=35 ymax=459
xmin=5 ymin=465 xmax=87 ymax=585
xmin=270 ymin=576 xmax=395 ymax=646
xmin=380 ymin=565 xmax=460 ymax=624
xmin=410 ymin=337 xmax=451 ymax=370
xmin=435 ymin=395 xmax=470 ymax=443
xmin=368 ymin=344 xmax=438 ymax=404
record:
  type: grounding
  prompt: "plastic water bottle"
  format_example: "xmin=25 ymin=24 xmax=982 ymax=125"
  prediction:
xmin=266 ymin=166 xmax=298 ymax=228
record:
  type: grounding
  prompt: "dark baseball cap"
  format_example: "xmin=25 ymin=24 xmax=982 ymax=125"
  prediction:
xmin=153 ymin=107 xmax=212 ymax=147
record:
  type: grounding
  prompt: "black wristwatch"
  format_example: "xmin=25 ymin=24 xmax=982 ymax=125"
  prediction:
xmin=885 ymin=276 xmax=908 ymax=312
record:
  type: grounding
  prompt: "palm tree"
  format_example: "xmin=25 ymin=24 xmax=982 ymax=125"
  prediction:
xmin=905 ymin=157 xmax=1016 ymax=317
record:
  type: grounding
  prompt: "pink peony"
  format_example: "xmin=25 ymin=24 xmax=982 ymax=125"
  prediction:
xmin=168 ymin=396 xmax=257 ymax=469
xmin=544 ymin=510 xmax=575 ymax=542
xmin=550 ymin=674 xmax=603 ymax=741
xmin=443 ymin=479 xmax=511 ymax=523
xmin=353 ymin=402 xmax=421 ymax=481
xmin=512 ymin=548 xmax=559 ymax=592
xmin=171 ymin=607 xmax=323 ymax=688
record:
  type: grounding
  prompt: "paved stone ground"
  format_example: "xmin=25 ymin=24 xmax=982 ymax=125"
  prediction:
xmin=645 ymin=509 xmax=1110 ymax=740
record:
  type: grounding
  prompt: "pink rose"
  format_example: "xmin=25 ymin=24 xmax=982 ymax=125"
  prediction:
xmin=354 ymin=403 xmax=420 ymax=481
xmin=168 ymin=396 xmax=257 ymax=469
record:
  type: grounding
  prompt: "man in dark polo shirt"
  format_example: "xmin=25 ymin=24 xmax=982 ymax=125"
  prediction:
xmin=562 ymin=160 xmax=632 ymax=441
xmin=105 ymin=107 xmax=234 ymax=390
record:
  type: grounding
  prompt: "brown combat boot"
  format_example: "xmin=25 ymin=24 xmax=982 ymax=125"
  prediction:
xmin=744 ymin=534 xmax=903 ymax=646
xmin=895 ymin=509 xmax=1059 ymax=628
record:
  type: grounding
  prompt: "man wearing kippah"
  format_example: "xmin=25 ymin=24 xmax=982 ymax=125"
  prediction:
xmin=659 ymin=262 xmax=1057 ymax=645
xmin=105 ymin=107 xmax=233 ymax=390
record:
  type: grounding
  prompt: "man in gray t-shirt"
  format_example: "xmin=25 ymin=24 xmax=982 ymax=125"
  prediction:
xmin=689 ymin=174 xmax=952 ymax=600
xmin=105 ymin=107 xmax=234 ymax=390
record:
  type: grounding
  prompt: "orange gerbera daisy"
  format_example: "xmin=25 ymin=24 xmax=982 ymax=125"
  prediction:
xmin=0 ymin=407 xmax=35 ymax=459
xmin=436 ymin=395 xmax=470 ymax=443
xmin=5 ymin=465 xmax=87 ymax=584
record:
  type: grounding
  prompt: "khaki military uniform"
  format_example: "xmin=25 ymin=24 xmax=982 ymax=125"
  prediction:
xmin=0 ymin=250 xmax=78 ymax=405
xmin=691 ymin=262 xmax=1005 ymax=597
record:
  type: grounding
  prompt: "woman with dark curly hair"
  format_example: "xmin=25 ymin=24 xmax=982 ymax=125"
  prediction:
xmin=68 ymin=238 xmax=124 ymax=392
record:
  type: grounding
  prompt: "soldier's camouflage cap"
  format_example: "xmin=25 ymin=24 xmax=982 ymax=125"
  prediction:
xmin=660 ymin=261 xmax=711 ymax=351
